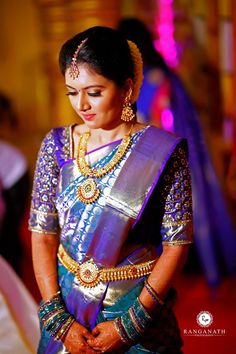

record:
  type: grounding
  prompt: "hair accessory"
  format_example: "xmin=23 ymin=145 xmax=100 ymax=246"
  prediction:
xmin=121 ymin=95 xmax=135 ymax=122
xmin=69 ymin=39 xmax=87 ymax=79
xmin=127 ymin=40 xmax=144 ymax=103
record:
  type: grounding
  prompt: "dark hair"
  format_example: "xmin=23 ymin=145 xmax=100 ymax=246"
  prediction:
xmin=117 ymin=18 xmax=169 ymax=72
xmin=59 ymin=26 xmax=134 ymax=87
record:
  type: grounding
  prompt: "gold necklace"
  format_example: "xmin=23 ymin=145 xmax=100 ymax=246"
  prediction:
xmin=76 ymin=125 xmax=133 ymax=204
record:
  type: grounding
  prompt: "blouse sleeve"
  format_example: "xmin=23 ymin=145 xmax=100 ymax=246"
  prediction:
xmin=28 ymin=130 xmax=60 ymax=234
xmin=161 ymin=144 xmax=193 ymax=245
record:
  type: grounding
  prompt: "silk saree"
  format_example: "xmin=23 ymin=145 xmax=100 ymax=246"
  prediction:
xmin=29 ymin=125 xmax=192 ymax=353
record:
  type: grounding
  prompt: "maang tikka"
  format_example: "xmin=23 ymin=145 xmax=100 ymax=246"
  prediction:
xmin=69 ymin=39 xmax=87 ymax=79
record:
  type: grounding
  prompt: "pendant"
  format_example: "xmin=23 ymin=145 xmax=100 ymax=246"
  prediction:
xmin=77 ymin=258 xmax=100 ymax=288
xmin=77 ymin=178 xmax=100 ymax=204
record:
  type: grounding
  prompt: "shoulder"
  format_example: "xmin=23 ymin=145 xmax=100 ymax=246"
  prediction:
xmin=146 ymin=125 xmax=185 ymax=144
xmin=142 ymin=126 xmax=188 ymax=162
xmin=39 ymin=125 xmax=72 ymax=163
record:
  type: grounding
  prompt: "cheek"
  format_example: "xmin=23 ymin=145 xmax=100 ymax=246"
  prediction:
xmin=95 ymin=97 xmax=123 ymax=113
xmin=69 ymin=97 xmax=77 ymax=110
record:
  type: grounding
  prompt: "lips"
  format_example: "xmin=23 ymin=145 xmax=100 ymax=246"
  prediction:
xmin=81 ymin=114 xmax=96 ymax=121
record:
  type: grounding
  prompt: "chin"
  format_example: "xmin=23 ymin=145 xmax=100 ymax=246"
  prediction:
xmin=83 ymin=120 xmax=100 ymax=129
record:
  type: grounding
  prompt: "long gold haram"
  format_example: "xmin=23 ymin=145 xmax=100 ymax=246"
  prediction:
xmin=76 ymin=129 xmax=132 ymax=204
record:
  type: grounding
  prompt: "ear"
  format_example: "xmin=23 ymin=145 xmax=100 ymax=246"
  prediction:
xmin=122 ymin=78 xmax=134 ymax=98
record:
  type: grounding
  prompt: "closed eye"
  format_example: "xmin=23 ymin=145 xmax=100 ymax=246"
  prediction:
xmin=66 ymin=92 xmax=77 ymax=96
xmin=88 ymin=91 xmax=102 ymax=97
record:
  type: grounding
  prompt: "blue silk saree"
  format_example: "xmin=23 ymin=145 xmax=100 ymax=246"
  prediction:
xmin=29 ymin=125 xmax=192 ymax=353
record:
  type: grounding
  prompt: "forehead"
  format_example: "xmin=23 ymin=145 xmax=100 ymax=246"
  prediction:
xmin=65 ymin=64 xmax=115 ymax=88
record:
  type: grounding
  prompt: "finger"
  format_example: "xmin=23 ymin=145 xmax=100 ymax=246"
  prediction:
xmin=81 ymin=328 xmax=95 ymax=341
xmin=86 ymin=338 xmax=94 ymax=347
xmin=87 ymin=337 xmax=100 ymax=347
xmin=92 ymin=326 xmax=100 ymax=336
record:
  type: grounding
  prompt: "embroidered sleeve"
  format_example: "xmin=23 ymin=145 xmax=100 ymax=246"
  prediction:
xmin=28 ymin=130 xmax=60 ymax=234
xmin=161 ymin=145 xmax=193 ymax=245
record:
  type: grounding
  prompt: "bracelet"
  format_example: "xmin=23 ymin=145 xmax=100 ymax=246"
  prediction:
xmin=132 ymin=297 xmax=152 ymax=330
xmin=114 ymin=297 xmax=152 ymax=345
xmin=38 ymin=292 xmax=74 ymax=341
xmin=144 ymin=280 xmax=164 ymax=306
xmin=55 ymin=316 xmax=75 ymax=341
xmin=114 ymin=317 xmax=132 ymax=345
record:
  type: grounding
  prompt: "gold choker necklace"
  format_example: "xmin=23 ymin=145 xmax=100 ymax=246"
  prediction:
xmin=76 ymin=126 xmax=133 ymax=204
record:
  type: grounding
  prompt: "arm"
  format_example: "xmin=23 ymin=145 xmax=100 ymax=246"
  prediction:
xmin=32 ymin=231 xmax=96 ymax=354
xmin=30 ymin=131 xmax=97 ymax=354
xmin=140 ymin=143 xmax=193 ymax=310
xmin=31 ymin=231 xmax=59 ymax=301
xmin=139 ymin=244 xmax=189 ymax=312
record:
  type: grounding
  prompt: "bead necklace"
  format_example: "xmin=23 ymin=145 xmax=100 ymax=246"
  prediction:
xmin=76 ymin=125 xmax=133 ymax=204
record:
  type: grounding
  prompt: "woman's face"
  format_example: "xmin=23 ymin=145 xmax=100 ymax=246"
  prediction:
xmin=65 ymin=64 xmax=127 ymax=130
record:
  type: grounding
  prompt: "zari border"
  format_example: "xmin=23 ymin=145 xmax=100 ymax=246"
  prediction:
xmin=162 ymin=240 xmax=193 ymax=246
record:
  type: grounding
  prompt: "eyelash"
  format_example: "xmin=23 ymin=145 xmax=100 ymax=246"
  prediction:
xmin=88 ymin=92 xmax=101 ymax=97
xmin=66 ymin=92 xmax=76 ymax=96
xmin=66 ymin=92 xmax=101 ymax=97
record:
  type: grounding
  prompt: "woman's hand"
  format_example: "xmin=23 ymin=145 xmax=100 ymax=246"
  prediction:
xmin=63 ymin=322 xmax=99 ymax=354
xmin=87 ymin=321 xmax=125 ymax=353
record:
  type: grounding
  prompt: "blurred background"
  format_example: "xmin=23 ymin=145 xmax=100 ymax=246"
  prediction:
xmin=0 ymin=1 xmax=236 ymax=353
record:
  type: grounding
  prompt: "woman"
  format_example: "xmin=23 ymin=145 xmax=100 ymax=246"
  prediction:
xmin=29 ymin=26 xmax=193 ymax=354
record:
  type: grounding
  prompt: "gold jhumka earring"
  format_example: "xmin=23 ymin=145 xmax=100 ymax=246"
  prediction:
xmin=121 ymin=94 xmax=135 ymax=122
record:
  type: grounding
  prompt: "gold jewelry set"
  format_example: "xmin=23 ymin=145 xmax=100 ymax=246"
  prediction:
xmin=58 ymin=244 xmax=156 ymax=288
xmin=76 ymin=125 xmax=133 ymax=204
xmin=69 ymin=39 xmax=144 ymax=204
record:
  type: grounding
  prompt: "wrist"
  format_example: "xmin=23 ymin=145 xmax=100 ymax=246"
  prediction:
xmin=38 ymin=291 xmax=75 ymax=341
xmin=114 ymin=297 xmax=153 ymax=345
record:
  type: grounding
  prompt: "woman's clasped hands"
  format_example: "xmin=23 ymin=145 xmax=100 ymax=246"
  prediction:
xmin=64 ymin=320 xmax=124 ymax=353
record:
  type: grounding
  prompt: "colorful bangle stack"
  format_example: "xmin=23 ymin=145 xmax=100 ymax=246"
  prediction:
xmin=144 ymin=280 xmax=164 ymax=306
xmin=114 ymin=297 xmax=152 ymax=345
xmin=38 ymin=291 xmax=75 ymax=341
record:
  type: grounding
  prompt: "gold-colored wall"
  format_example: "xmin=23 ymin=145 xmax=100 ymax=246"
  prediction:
xmin=0 ymin=0 xmax=51 ymax=171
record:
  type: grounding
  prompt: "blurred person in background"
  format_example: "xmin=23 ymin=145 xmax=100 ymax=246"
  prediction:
xmin=118 ymin=18 xmax=236 ymax=286
xmin=0 ymin=93 xmax=30 ymax=274
xmin=0 ymin=182 xmax=39 ymax=353
xmin=0 ymin=255 xmax=40 ymax=354
xmin=226 ymin=130 xmax=236 ymax=221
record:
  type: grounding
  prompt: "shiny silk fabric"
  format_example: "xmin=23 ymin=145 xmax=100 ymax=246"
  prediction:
xmin=138 ymin=67 xmax=236 ymax=285
xmin=29 ymin=125 xmax=192 ymax=353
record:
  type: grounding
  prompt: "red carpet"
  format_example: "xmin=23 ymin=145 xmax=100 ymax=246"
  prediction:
xmin=174 ymin=275 xmax=236 ymax=354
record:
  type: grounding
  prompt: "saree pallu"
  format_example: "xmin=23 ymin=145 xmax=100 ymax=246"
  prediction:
xmin=29 ymin=125 xmax=192 ymax=354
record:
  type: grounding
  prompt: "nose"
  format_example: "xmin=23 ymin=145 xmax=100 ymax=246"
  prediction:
xmin=76 ymin=92 xmax=90 ymax=111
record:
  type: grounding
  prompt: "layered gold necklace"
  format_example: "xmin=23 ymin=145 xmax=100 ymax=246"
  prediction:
xmin=76 ymin=125 xmax=133 ymax=204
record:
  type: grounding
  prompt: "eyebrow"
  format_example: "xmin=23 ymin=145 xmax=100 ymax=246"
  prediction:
xmin=66 ymin=84 xmax=105 ymax=90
